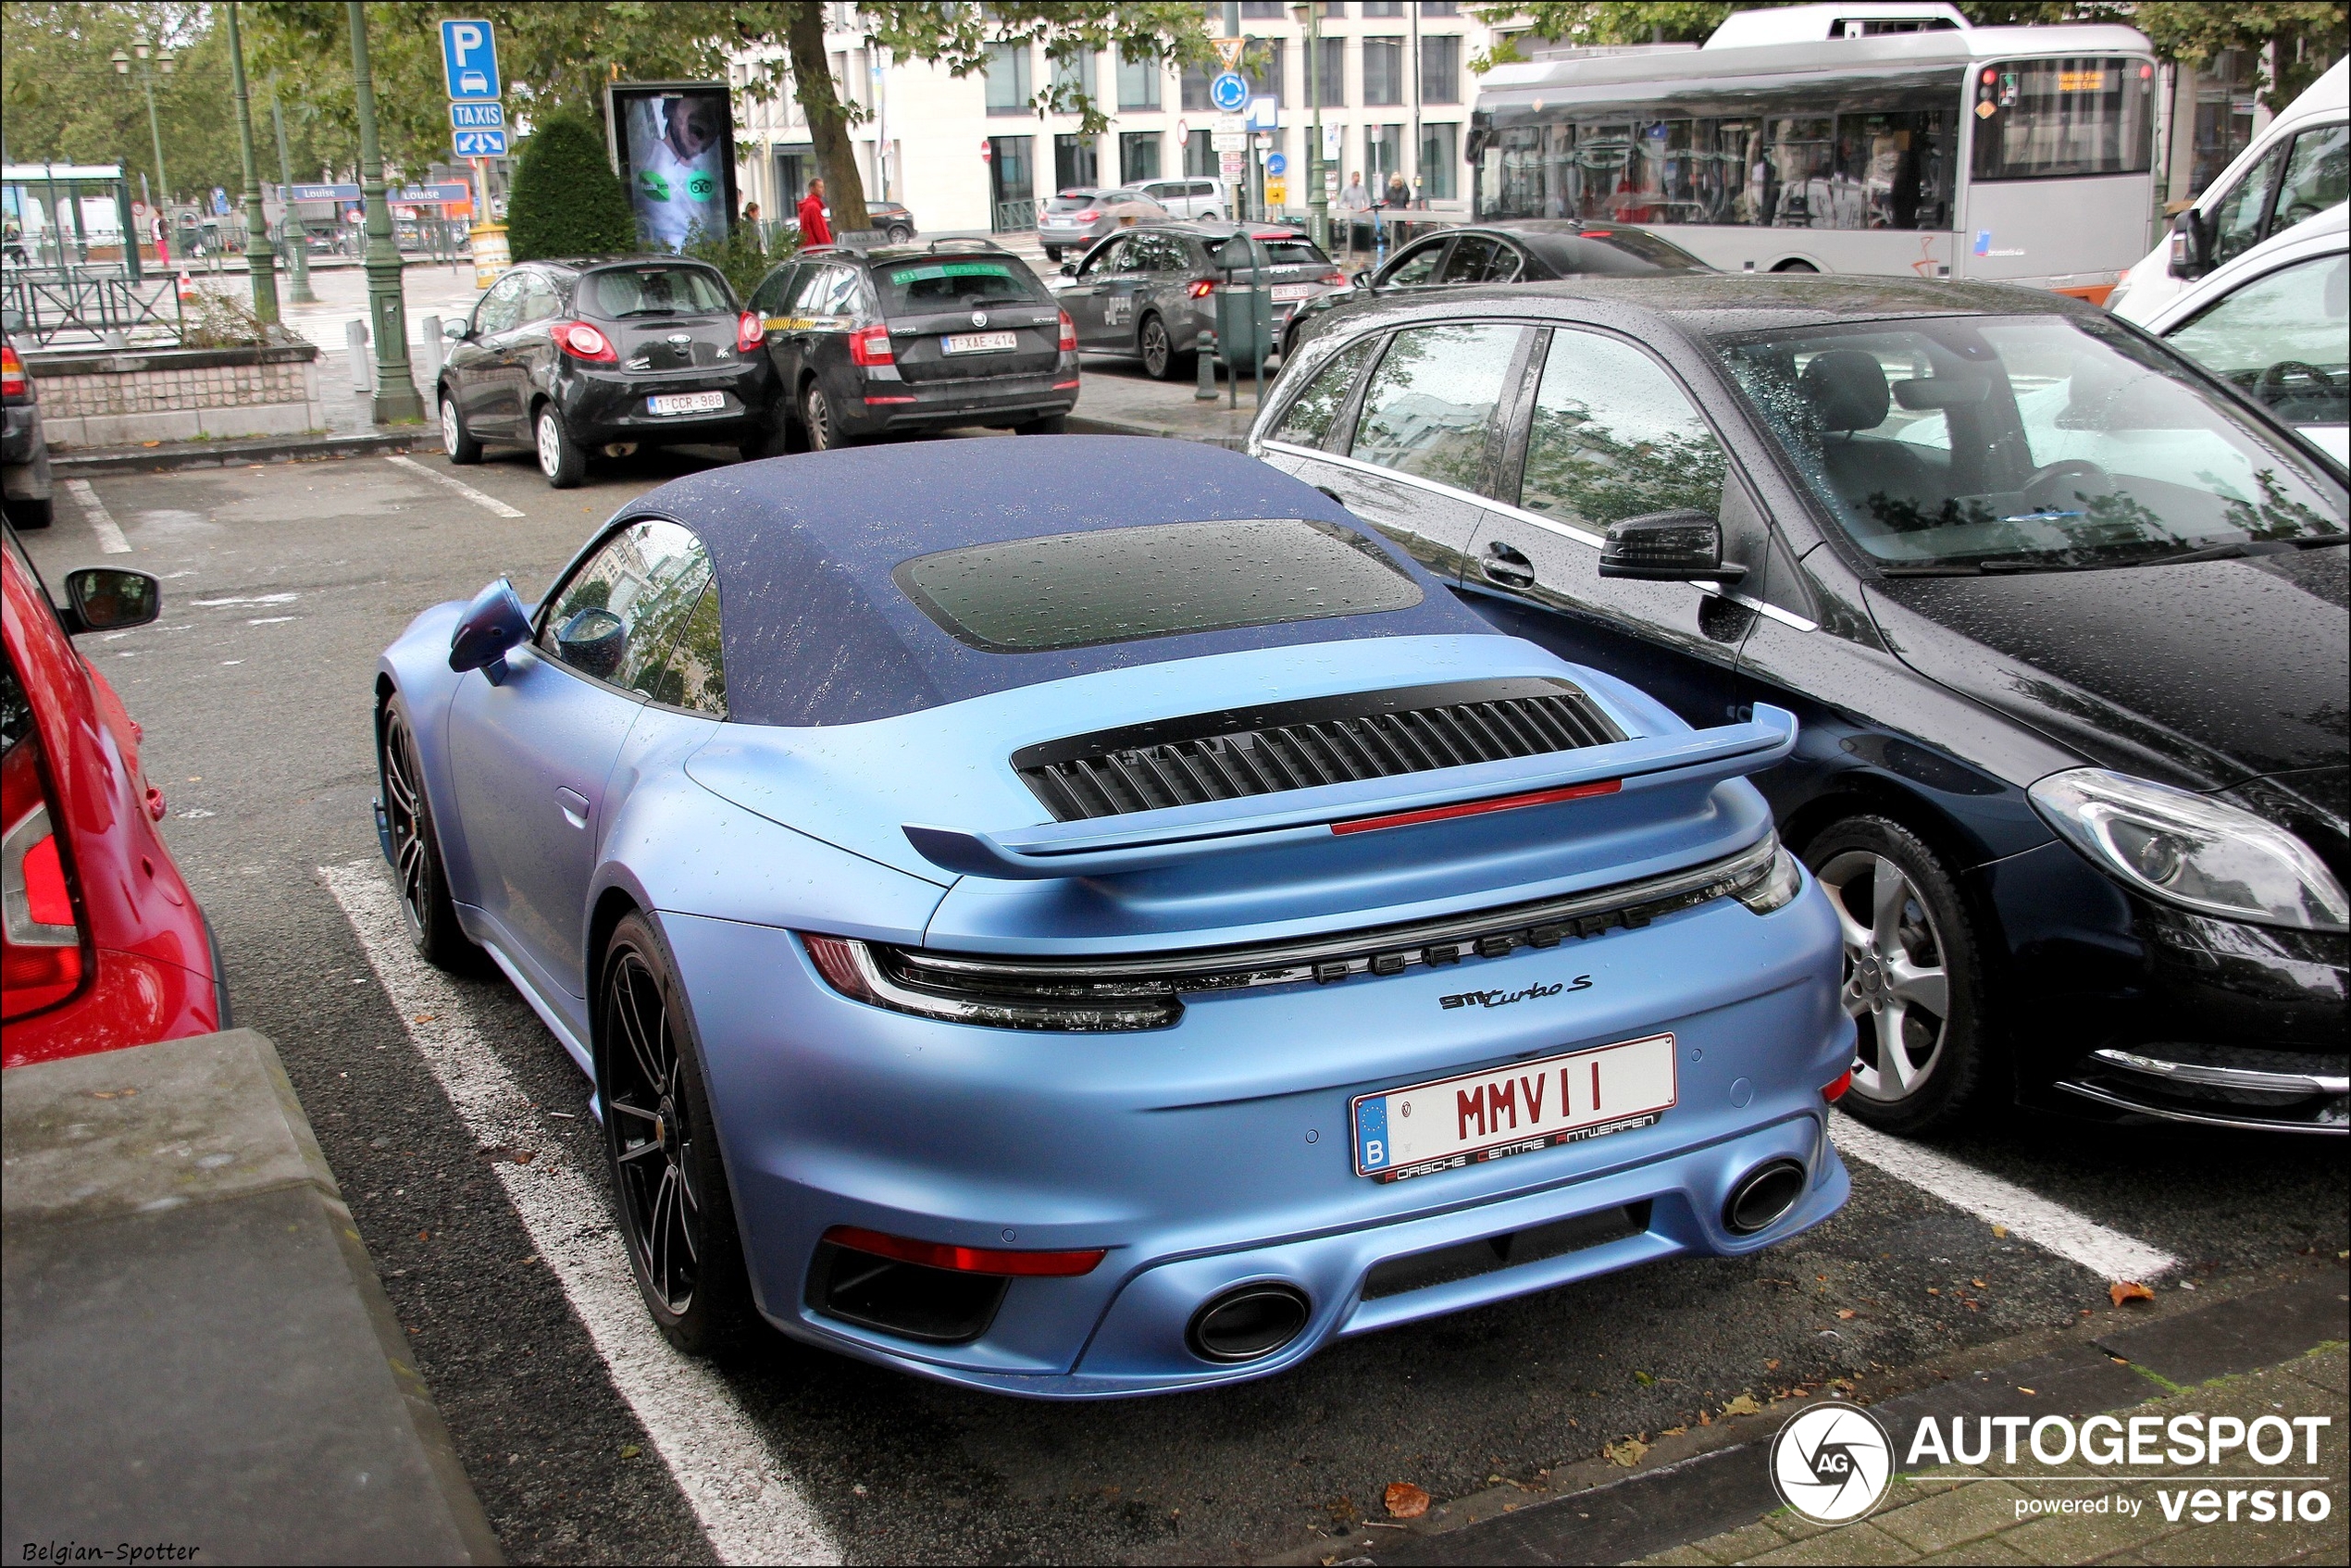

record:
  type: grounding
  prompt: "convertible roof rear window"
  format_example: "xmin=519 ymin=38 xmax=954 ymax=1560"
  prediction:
xmin=893 ymin=517 xmax=1424 ymax=653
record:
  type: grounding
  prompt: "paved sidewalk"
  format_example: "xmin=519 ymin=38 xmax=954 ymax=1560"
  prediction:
xmin=1642 ymin=1347 xmax=2348 ymax=1567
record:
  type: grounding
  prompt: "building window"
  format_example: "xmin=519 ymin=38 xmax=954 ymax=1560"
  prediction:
xmin=1120 ymin=131 xmax=1163 ymax=184
xmin=1116 ymin=48 xmax=1162 ymax=110
xmin=1244 ymin=37 xmax=1285 ymax=103
xmin=987 ymin=42 xmax=1032 ymax=115
xmin=1420 ymin=1 xmax=1459 ymax=16
xmin=1185 ymin=128 xmax=1216 ymax=178
xmin=1308 ymin=37 xmax=1345 ymax=108
xmin=1421 ymin=34 xmax=1461 ymax=106
xmin=1050 ymin=50 xmax=1097 ymax=114
xmin=1419 ymin=121 xmax=1457 ymax=198
xmin=1362 ymin=0 xmax=1406 ymax=15
xmin=1054 ymin=133 xmax=1101 ymax=191
xmin=989 ymin=135 xmax=1036 ymax=228
xmin=1180 ymin=63 xmax=1213 ymax=111
xmin=1362 ymin=38 xmax=1403 ymax=105
xmin=1240 ymin=1 xmax=1285 ymax=16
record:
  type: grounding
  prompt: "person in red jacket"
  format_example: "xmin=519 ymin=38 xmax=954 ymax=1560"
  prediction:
xmin=797 ymin=179 xmax=831 ymax=246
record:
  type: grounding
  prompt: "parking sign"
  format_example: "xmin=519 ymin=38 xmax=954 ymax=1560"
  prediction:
xmin=440 ymin=19 xmax=500 ymax=100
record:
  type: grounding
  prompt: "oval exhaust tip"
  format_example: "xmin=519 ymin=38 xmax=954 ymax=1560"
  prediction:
xmin=1187 ymin=1284 xmax=1312 ymax=1363
xmin=1724 ymin=1159 xmax=1808 ymax=1236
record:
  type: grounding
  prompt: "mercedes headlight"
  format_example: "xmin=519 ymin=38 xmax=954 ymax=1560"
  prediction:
xmin=2029 ymin=768 xmax=2348 ymax=932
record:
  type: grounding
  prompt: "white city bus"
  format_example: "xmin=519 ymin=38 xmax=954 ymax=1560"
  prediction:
xmin=1469 ymin=3 xmax=2158 ymax=300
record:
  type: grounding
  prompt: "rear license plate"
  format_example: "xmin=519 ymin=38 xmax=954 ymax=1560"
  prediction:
xmin=645 ymin=392 xmax=725 ymax=416
xmin=943 ymin=331 xmax=1019 ymax=355
xmin=1352 ymin=1034 xmax=1677 ymax=1182
xmin=1271 ymin=282 xmax=1314 ymax=302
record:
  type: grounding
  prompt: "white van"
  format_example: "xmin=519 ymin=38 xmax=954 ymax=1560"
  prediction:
xmin=2142 ymin=202 xmax=2348 ymax=466
xmin=2108 ymin=56 xmax=2347 ymax=323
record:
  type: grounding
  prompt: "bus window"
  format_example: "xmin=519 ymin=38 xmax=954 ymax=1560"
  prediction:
xmin=1969 ymin=57 xmax=2154 ymax=182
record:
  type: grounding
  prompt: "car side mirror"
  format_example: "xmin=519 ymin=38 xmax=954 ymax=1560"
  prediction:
xmin=59 ymin=568 xmax=160 ymax=634
xmin=1598 ymin=510 xmax=1747 ymax=584
xmin=442 ymin=317 xmax=469 ymax=341
xmin=1059 ymin=262 xmax=1076 ymax=277
xmin=554 ymin=607 xmax=626 ymax=682
xmin=2167 ymin=208 xmax=2209 ymax=280
xmin=1351 ymin=271 xmax=1371 ymax=292
xmin=447 ymin=577 xmax=531 ymax=685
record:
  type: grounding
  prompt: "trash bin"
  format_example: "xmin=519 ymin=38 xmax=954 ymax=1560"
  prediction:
xmin=1212 ymin=232 xmax=1275 ymax=403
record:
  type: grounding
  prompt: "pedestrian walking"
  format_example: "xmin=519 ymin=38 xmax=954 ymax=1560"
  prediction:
xmin=1338 ymin=171 xmax=1373 ymax=257
xmin=797 ymin=179 xmax=831 ymax=247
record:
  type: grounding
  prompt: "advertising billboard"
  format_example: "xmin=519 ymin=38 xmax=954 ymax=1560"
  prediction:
xmin=608 ymin=82 xmax=736 ymax=250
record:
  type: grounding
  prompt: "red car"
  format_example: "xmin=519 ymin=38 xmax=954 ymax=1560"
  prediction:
xmin=2 ymin=524 xmax=222 ymax=1064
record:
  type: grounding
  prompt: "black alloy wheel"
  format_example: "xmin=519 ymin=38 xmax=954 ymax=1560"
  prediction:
xmin=598 ymin=913 xmax=755 ymax=1354
xmin=1014 ymin=412 xmax=1068 ymax=435
xmin=1805 ymin=815 xmax=1992 ymax=1135
xmin=378 ymin=696 xmax=475 ymax=970
xmin=1139 ymin=314 xmax=1182 ymax=380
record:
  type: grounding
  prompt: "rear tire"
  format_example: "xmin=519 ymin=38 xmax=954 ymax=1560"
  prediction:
xmin=1043 ymin=246 xmax=1063 ymax=264
xmin=802 ymin=381 xmax=854 ymax=451
xmin=1139 ymin=314 xmax=1188 ymax=381
xmin=1804 ymin=815 xmax=1992 ymax=1136
xmin=886 ymin=225 xmax=913 ymax=245
xmin=378 ymin=693 xmax=478 ymax=972
xmin=1014 ymin=413 xmax=1068 ymax=435
xmin=535 ymin=404 xmax=587 ymax=489
xmin=598 ymin=912 xmax=757 ymax=1357
xmin=2 ymin=493 xmax=52 ymax=529
xmin=441 ymin=392 xmax=482 ymax=465
xmin=1772 ymin=259 xmax=1821 ymax=274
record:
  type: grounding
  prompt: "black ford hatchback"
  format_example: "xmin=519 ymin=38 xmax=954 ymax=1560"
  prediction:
xmin=1252 ymin=274 xmax=2348 ymax=1135
xmin=436 ymin=257 xmax=770 ymax=489
xmin=744 ymin=240 xmax=1077 ymax=450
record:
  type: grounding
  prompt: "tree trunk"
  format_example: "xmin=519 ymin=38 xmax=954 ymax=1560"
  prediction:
xmin=781 ymin=0 xmax=872 ymax=234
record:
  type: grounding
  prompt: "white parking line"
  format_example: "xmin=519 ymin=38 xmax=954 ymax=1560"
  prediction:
xmin=64 ymin=479 xmax=131 ymax=554
xmin=384 ymin=454 xmax=526 ymax=518
xmin=1832 ymin=1111 xmax=2178 ymax=1282
xmin=320 ymin=861 xmax=837 ymax=1567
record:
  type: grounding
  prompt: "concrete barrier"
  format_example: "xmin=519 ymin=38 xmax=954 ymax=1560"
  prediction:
xmin=2 ymin=1029 xmax=501 ymax=1563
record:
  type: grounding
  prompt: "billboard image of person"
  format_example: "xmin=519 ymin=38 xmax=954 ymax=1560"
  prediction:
xmin=613 ymin=84 xmax=734 ymax=250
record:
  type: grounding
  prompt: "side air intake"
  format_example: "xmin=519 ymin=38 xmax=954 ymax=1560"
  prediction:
xmin=1013 ymin=678 xmax=1625 ymax=823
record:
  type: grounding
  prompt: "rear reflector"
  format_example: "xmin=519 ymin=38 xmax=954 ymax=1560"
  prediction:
xmin=1330 ymin=778 xmax=1621 ymax=837
xmin=1821 ymin=1069 xmax=1852 ymax=1103
xmin=1051 ymin=379 xmax=1080 ymax=389
xmin=821 ymin=1224 xmax=1105 ymax=1277
xmin=863 ymin=395 xmax=917 ymax=404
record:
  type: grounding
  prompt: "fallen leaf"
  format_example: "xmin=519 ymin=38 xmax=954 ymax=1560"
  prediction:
xmin=1815 ymin=1274 xmax=1827 ymax=1282
xmin=1972 ymin=1279 xmax=1988 ymax=1289
xmin=1604 ymin=1438 xmax=1649 ymax=1468
xmin=1721 ymin=1394 xmax=1762 ymax=1417
xmin=1633 ymin=1369 xmax=1656 ymax=1386
xmin=1698 ymin=1410 xmax=1712 ymax=1426
xmin=2110 ymin=1280 xmax=2155 ymax=1307
xmin=619 ymin=1444 xmax=641 ymax=1459
xmin=513 ymin=1151 xmax=535 ymax=1164
xmin=1384 ymin=1482 xmax=1430 ymax=1519
xmin=2018 ymin=1387 xmax=2037 ymax=1395
xmin=1764 ymin=1359 xmax=1781 ymax=1372
xmin=1927 ymin=1286 xmax=1941 ymax=1296
xmin=1992 ymin=1224 xmax=2009 ymax=1238
xmin=1836 ymin=1308 xmax=1857 ymax=1320
xmin=1661 ymin=1425 xmax=1687 ymax=1437
xmin=417 ymin=1229 xmax=429 ymax=1240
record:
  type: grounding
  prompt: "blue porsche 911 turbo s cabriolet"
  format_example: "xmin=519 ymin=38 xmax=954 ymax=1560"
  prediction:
xmin=373 ymin=435 xmax=1854 ymax=1397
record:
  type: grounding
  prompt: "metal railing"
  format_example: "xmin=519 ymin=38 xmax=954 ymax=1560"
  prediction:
xmin=1 ymin=266 xmax=182 ymax=347
xmin=990 ymin=197 xmax=1039 ymax=234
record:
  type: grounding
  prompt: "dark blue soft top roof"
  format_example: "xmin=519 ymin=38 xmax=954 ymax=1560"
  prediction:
xmin=626 ymin=435 xmax=1495 ymax=727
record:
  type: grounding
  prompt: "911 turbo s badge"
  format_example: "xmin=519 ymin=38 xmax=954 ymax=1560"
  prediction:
xmin=1439 ymin=976 xmax=1592 ymax=1010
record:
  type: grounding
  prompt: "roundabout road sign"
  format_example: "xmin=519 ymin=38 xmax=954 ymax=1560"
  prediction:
xmin=1210 ymin=71 xmax=1250 ymax=112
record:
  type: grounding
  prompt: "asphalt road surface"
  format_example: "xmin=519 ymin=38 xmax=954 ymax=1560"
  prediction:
xmin=19 ymin=440 xmax=2347 ymax=1566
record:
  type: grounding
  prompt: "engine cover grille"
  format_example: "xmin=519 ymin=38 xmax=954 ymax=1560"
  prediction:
xmin=1012 ymin=678 xmax=1625 ymax=823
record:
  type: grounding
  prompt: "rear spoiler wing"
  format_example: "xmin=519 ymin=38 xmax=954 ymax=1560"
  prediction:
xmin=903 ymin=705 xmax=1796 ymax=881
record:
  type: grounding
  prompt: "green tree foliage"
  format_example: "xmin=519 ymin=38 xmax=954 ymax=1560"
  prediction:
xmin=683 ymin=218 xmax=797 ymax=300
xmin=505 ymin=112 xmax=637 ymax=261
xmin=1 ymin=2 xmax=341 ymax=206
xmin=1472 ymin=2 xmax=2344 ymax=107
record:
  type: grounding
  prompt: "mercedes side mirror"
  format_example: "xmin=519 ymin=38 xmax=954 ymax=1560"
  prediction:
xmin=442 ymin=317 xmax=469 ymax=341
xmin=1598 ymin=511 xmax=1747 ymax=584
xmin=59 ymin=568 xmax=160 ymax=634
xmin=447 ymin=577 xmax=531 ymax=685
xmin=2167 ymin=208 xmax=2209 ymax=280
